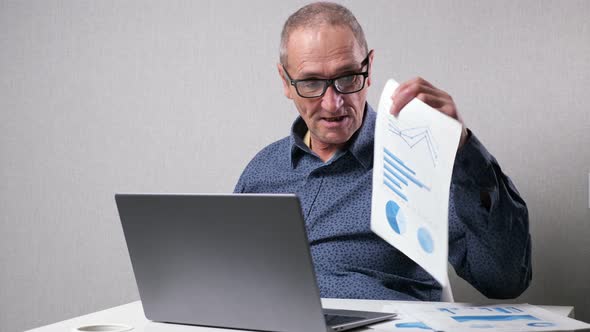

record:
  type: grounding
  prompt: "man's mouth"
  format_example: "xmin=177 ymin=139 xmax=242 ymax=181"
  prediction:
xmin=323 ymin=116 xmax=347 ymax=122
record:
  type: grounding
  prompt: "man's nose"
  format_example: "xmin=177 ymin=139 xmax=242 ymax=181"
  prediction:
xmin=321 ymin=85 xmax=344 ymax=113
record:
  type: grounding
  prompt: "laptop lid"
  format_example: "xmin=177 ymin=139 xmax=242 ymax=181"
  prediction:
xmin=116 ymin=193 xmax=394 ymax=332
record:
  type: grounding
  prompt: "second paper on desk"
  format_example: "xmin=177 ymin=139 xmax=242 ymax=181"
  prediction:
xmin=370 ymin=79 xmax=461 ymax=286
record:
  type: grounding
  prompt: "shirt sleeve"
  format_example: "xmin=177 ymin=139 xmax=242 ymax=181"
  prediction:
xmin=234 ymin=175 xmax=245 ymax=193
xmin=233 ymin=166 xmax=249 ymax=193
xmin=448 ymin=130 xmax=532 ymax=299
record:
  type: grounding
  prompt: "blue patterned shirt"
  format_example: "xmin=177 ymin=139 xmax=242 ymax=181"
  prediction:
xmin=234 ymin=104 xmax=531 ymax=301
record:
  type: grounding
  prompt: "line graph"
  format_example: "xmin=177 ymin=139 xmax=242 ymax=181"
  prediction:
xmin=388 ymin=118 xmax=439 ymax=167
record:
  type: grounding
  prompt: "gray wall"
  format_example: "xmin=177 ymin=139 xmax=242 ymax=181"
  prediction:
xmin=1 ymin=1 xmax=588 ymax=331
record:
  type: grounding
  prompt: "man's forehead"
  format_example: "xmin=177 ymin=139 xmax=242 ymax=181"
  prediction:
xmin=285 ymin=25 xmax=365 ymax=75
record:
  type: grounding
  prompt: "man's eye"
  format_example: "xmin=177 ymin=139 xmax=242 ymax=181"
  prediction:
xmin=300 ymin=81 xmax=323 ymax=90
xmin=338 ymin=75 xmax=357 ymax=85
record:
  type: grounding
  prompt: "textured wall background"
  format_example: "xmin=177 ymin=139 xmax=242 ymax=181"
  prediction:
xmin=1 ymin=1 xmax=588 ymax=331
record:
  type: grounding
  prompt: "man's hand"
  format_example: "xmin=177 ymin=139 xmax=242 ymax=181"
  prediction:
xmin=390 ymin=77 xmax=468 ymax=149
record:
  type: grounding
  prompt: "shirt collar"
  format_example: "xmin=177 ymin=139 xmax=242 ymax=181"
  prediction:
xmin=289 ymin=103 xmax=376 ymax=169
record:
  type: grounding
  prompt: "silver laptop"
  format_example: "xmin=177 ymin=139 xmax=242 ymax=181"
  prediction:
xmin=115 ymin=193 xmax=396 ymax=332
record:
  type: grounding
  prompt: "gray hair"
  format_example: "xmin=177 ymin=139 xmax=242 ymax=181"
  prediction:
xmin=279 ymin=2 xmax=368 ymax=66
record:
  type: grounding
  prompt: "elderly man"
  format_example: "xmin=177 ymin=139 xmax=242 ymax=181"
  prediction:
xmin=234 ymin=2 xmax=531 ymax=301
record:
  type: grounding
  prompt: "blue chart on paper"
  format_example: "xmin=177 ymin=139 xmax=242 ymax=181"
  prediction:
xmin=382 ymin=147 xmax=431 ymax=202
xmin=388 ymin=119 xmax=439 ymax=166
xmin=439 ymin=307 xmax=525 ymax=315
xmin=528 ymin=322 xmax=556 ymax=327
xmin=417 ymin=227 xmax=434 ymax=253
xmin=383 ymin=147 xmax=435 ymax=253
xmin=385 ymin=200 xmax=406 ymax=234
xmin=451 ymin=315 xmax=540 ymax=323
xmin=395 ymin=322 xmax=432 ymax=330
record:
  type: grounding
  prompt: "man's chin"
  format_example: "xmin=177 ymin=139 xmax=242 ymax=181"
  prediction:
xmin=316 ymin=133 xmax=353 ymax=146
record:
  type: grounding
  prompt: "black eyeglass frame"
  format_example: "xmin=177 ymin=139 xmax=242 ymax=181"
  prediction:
xmin=282 ymin=51 xmax=372 ymax=99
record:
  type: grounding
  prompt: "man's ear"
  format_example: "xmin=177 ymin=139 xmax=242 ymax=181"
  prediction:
xmin=277 ymin=63 xmax=293 ymax=100
xmin=366 ymin=49 xmax=375 ymax=88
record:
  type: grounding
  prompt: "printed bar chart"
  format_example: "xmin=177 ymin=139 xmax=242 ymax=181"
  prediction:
xmin=382 ymin=147 xmax=431 ymax=203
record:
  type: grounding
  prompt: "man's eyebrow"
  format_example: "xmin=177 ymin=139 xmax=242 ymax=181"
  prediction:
xmin=299 ymin=63 xmax=363 ymax=79
xmin=297 ymin=71 xmax=325 ymax=79
xmin=335 ymin=62 xmax=363 ymax=73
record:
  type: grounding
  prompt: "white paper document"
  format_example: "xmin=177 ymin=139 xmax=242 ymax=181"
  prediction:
xmin=381 ymin=303 xmax=590 ymax=332
xmin=371 ymin=79 xmax=462 ymax=286
xmin=368 ymin=304 xmax=435 ymax=331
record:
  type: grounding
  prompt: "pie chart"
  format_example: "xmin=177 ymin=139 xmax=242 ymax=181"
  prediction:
xmin=417 ymin=227 xmax=434 ymax=253
xmin=385 ymin=200 xmax=406 ymax=234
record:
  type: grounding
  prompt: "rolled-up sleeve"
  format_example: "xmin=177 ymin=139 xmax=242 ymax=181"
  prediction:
xmin=448 ymin=131 xmax=532 ymax=299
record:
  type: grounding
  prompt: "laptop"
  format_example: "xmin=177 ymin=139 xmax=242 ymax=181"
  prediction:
xmin=115 ymin=193 xmax=396 ymax=332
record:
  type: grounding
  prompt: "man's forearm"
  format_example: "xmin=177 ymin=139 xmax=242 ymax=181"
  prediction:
xmin=448 ymin=132 xmax=532 ymax=298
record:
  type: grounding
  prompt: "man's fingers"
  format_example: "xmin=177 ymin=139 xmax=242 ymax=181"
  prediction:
xmin=394 ymin=77 xmax=435 ymax=96
xmin=391 ymin=82 xmax=447 ymax=116
xmin=390 ymin=77 xmax=466 ymax=149
xmin=416 ymin=93 xmax=446 ymax=109
xmin=390 ymin=85 xmax=416 ymax=116
xmin=414 ymin=76 xmax=435 ymax=89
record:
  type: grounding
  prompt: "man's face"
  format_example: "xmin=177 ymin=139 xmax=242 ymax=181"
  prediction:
xmin=279 ymin=25 xmax=372 ymax=149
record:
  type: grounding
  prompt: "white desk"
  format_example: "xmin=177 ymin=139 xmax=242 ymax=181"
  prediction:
xmin=26 ymin=299 xmax=574 ymax=332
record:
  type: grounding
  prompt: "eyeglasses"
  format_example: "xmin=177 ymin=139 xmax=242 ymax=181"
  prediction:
xmin=282 ymin=51 xmax=371 ymax=98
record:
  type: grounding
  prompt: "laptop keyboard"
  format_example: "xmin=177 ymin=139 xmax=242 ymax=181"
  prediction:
xmin=324 ymin=314 xmax=365 ymax=326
